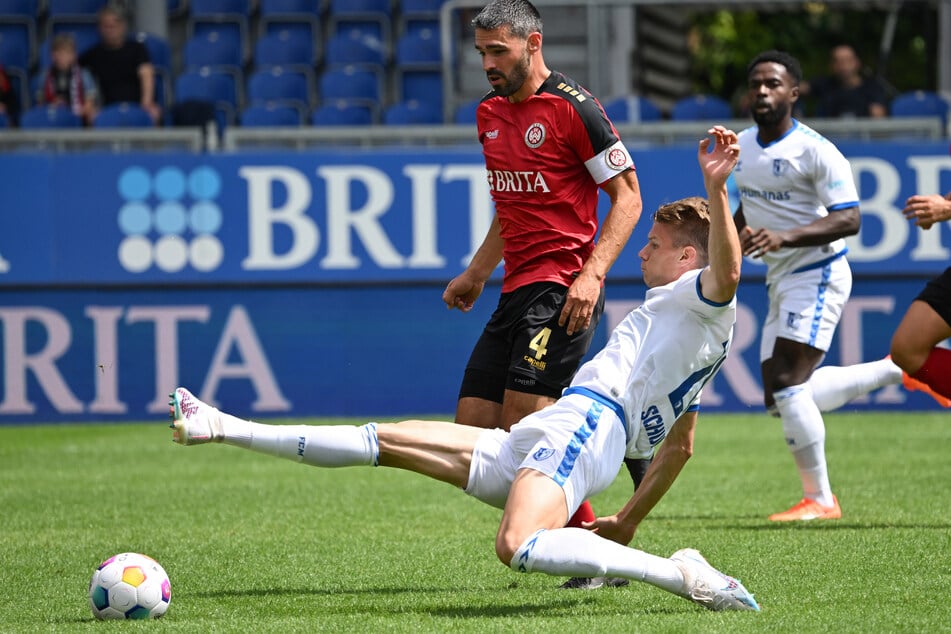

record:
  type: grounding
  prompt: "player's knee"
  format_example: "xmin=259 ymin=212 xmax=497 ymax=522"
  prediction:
xmin=889 ymin=332 xmax=925 ymax=375
xmin=494 ymin=531 xmax=519 ymax=566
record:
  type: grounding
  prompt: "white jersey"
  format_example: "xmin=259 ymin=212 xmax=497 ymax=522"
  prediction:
xmin=734 ymin=119 xmax=859 ymax=284
xmin=569 ymin=269 xmax=735 ymax=459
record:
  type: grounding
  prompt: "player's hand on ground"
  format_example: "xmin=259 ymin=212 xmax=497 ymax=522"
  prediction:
xmin=698 ymin=126 xmax=740 ymax=187
xmin=559 ymin=272 xmax=600 ymax=335
xmin=902 ymin=193 xmax=951 ymax=230
xmin=581 ymin=514 xmax=637 ymax=545
xmin=443 ymin=273 xmax=485 ymax=311
xmin=739 ymin=225 xmax=785 ymax=258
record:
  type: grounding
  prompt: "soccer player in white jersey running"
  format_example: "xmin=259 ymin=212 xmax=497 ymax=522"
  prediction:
xmin=169 ymin=127 xmax=760 ymax=612
xmin=732 ymin=50 xmax=946 ymax=523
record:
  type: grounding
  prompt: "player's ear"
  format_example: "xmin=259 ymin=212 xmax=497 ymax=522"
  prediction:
xmin=527 ymin=32 xmax=541 ymax=53
xmin=681 ymin=245 xmax=696 ymax=263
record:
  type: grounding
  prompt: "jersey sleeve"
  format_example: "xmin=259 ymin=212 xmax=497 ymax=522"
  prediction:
xmin=812 ymin=143 xmax=859 ymax=211
xmin=568 ymin=92 xmax=634 ymax=185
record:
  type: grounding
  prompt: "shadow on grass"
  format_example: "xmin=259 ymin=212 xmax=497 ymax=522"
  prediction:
xmin=188 ymin=586 xmax=693 ymax=618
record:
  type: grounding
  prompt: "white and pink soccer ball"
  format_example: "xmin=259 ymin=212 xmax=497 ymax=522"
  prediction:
xmin=88 ymin=552 xmax=171 ymax=619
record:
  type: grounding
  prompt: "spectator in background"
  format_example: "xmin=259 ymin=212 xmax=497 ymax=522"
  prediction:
xmin=37 ymin=34 xmax=100 ymax=126
xmin=806 ymin=44 xmax=888 ymax=118
xmin=80 ymin=5 xmax=160 ymax=123
xmin=0 ymin=64 xmax=20 ymax=126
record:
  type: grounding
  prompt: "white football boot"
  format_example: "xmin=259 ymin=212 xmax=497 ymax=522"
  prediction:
xmin=669 ymin=548 xmax=760 ymax=612
xmin=169 ymin=387 xmax=223 ymax=445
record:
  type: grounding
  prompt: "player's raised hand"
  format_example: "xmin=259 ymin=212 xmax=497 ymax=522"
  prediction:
xmin=698 ymin=126 xmax=740 ymax=188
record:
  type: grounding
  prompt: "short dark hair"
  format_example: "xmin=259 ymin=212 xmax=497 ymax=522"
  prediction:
xmin=472 ymin=0 xmax=543 ymax=38
xmin=747 ymin=50 xmax=802 ymax=85
xmin=654 ymin=197 xmax=710 ymax=265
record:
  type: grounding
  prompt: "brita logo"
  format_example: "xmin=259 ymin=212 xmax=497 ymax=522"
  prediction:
xmin=116 ymin=166 xmax=225 ymax=273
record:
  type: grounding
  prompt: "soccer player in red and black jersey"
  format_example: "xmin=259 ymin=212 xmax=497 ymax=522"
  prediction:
xmin=441 ymin=0 xmax=644 ymax=588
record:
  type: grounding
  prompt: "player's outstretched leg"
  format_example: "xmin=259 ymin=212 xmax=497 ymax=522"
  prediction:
xmin=511 ymin=528 xmax=760 ymax=612
xmin=669 ymin=549 xmax=761 ymax=612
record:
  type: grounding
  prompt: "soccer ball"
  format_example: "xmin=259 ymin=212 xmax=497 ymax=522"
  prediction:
xmin=88 ymin=552 xmax=171 ymax=619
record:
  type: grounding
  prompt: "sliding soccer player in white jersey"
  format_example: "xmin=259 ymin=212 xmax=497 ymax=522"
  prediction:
xmin=169 ymin=127 xmax=760 ymax=612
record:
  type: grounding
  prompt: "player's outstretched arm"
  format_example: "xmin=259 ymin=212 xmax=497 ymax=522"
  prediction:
xmin=698 ymin=126 xmax=742 ymax=304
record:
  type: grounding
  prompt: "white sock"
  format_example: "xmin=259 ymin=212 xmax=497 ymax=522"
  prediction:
xmin=511 ymin=528 xmax=684 ymax=595
xmin=220 ymin=413 xmax=379 ymax=467
xmin=773 ymin=385 xmax=834 ymax=506
xmin=808 ymin=358 xmax=902 ymax=411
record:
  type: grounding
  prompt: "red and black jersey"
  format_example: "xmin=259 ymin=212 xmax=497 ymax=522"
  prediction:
xmin=477 ymin=71 xmax=634 ymax=292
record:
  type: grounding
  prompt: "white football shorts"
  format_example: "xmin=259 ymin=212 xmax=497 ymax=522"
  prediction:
xmin=759 ymin=256 xmax=852 ymax=361
xmin=464 ymin=393 xmax=626 ymax=517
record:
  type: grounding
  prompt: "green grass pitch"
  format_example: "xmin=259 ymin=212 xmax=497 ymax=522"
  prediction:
xmin=0 ymin=411 xmax=948 ymax=633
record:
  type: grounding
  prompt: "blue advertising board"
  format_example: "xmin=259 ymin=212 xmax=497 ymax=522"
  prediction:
xmin=0 ymin=279 xmax=938 ymax=422
xmin=1 ymin=141 xmax=949 ymax=286
xmin=0 ymin=140 xmax=948 ymax=421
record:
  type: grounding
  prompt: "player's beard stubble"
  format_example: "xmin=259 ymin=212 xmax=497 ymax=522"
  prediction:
xmin=487 ymin=48 xmax=531 ymax=98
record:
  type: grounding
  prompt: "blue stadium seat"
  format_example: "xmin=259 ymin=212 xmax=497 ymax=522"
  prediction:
xmin=601 ymin=95 xmax=662 ymax=123
xmin=890 ymin=90 xmax=950 ymax=130
xmin=188 ymin=0 xmax=251 ymax=62
xmin=183 ymin=29 xmax=243 ymax=71
xmin=0 ymin=0 xmax=36 ymax=69
xmin=167 ymin=0 xmax=187 ymax=17
xmin=311 ymin=100 xmax=374 ymax=126
xmin=259 ymin=0 xmax=321 ymax=39
xmin=453 ymin=97 xmax=480 ymax=124
xmin=240 ymin=102 xmax=303 ymax=127
xmin=0 ymin=23 xmax=30 ymax=72
xmin=400 ymin=0 xmax=446 ymax=14
xmin=47 ymin=0 xmax=105 ymax=15
xmin=383 ymin=99 xmax=441 ymax=125
xmin=327 ymin=0 xmax=390 ymax=42
xmin=20 ymin=104 xmax=82 ymax=127
xmin=324 ymin=29 xmax=386 ymax=67
xmin=93 ymin=102 xmax=154 ymax=127
xmin=135 ymin=31 xmax=171 ymax=71
xmin=189 ymin=0 xmax=251 ymax=16
xmin=47 ymin=0 xmax=104 ymax=49
xmin=246 ymin=66 xmax=312 ymax=110
xmin=399 ymin=0 xmax=443 ymax=37
xmin=398 ymin=69 xmax=442 ymax=109
xmin=175 ymin=66 xmax=241 ymax=125
xmin=0 ymin=0 xmax=38 ymax=15
xmin=319 ymin=64 xmax=382 ymax=104
xmin=254 ymin=28 xmax=317 ymax=69
xmin=395 ymin=27 xmax=439 ymax=65
xmin=0 ymin=110 xmax=8 ymax=127
xmin=670 ymin=94 xmax=732 ymax=121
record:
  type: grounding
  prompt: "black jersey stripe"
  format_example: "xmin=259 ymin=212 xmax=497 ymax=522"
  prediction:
xmin=536 ymin=71 xmax=619 ymax=154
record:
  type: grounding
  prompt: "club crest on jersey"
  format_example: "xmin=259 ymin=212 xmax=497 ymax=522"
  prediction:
xmin=532 ymin=447 xmax=555 ymax=461
xmin=772 ymin=159 xmax=790 ymax=176
xmin=524 ymin=122 xmax=546 ymax=148
xmin=605 ymin=147 xmax=629 ymax=171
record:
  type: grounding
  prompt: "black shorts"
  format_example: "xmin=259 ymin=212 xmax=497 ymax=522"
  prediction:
xmin=915 ymin=266 xmax=951 ymax=327
xmin=458 ymin=281 xmax=605 ymax=403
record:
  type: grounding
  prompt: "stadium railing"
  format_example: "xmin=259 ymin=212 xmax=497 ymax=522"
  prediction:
xmin=0 ymin=116 xmax=941 ymax=153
